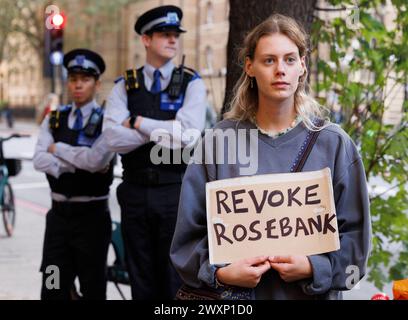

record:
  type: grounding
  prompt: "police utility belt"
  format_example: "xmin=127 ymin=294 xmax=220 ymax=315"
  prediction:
xmin=124 ymin=168 xmax=184 ymax=186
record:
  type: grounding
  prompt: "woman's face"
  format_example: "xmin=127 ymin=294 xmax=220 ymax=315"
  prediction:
xmin=245 ymin=33 xmax=305 ymax=103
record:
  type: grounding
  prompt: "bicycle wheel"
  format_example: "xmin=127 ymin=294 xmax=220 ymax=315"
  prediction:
xmin=2 ymin=182 xmax=16 ymax=237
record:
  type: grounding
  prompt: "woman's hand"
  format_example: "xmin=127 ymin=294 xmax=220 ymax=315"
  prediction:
xmin=269 ymin=255 xmax=313 ymax=282
xmin=215 ymin=256 xmax=271 ymax=288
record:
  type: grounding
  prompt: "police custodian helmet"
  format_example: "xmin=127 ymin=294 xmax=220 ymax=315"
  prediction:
xmin=63 ymin=48 xmax=106 ymax=77
xmin=134 ymin=5 xmax=186 ymax=35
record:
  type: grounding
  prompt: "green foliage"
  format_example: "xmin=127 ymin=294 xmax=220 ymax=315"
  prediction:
xmin=0 ymin=0 xmax=45 ymax=61
xmin=312 ymin=0 xmax=408 ymax=289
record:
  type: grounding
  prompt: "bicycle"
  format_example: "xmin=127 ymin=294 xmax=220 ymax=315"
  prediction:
xmin=0 ymin=133 xmax=30 ymax=237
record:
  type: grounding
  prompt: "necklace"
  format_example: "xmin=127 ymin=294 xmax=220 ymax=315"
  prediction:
xmin=253 ymin=115 xmax=302 ymax=138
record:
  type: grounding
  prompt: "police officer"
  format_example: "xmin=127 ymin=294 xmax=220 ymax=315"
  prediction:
xmin=33 ymin=49 xmax=115 ymax=300
xmin=103 ymin=5 xmax=207 ymax=299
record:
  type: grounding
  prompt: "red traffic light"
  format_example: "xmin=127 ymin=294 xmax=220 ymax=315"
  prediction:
xmin=52 ymin=14 xmax=64 ymax=26
xmin=51 ymin=13 xmax=65 ymax=28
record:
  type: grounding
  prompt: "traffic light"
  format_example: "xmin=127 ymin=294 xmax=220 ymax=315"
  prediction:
xmin=44 ymin=12 xmax=65 ymax=77
xmin=50 ymin=28 xmax=64 ymax=54
xmin=50 ymin=13 xmax=65 ymax=55
xmin=51 ymin=13 xmax=65 ymax=28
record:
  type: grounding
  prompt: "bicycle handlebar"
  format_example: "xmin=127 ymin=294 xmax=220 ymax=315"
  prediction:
xmin=0 ymin=133 xmax=31 ymax=142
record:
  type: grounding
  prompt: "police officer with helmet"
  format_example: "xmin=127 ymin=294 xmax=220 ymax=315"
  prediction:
xmin=33 ymin=48 xmax=115 ymax=299
xmin=103 ymin=5 xmax=207 ymax=299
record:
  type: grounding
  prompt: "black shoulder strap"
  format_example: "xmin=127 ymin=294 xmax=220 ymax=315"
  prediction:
xmin=290 ymin=119 xmax=325 ymax=173
xmin=182 ymin=66 xmax=197 ymax=77
xmin=180 ymin=66 xmax=194 ymax=90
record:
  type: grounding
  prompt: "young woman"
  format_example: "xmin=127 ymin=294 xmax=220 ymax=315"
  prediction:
xmin=170 ymin=14 xmax=371 ymax=299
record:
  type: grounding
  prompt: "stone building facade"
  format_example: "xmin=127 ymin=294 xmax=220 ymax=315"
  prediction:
xmin=0 ymin=0 xmax=404 ymax=124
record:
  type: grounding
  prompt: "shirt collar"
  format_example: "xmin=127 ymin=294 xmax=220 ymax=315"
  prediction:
xmin=71 ymin=99 xmax=97 ymax=118
xmin=144 ymin=60 xmax=175 ymax=81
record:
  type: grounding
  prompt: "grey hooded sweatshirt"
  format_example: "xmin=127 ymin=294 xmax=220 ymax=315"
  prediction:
xmin=170 ymin=119 xmax=371 ymax=300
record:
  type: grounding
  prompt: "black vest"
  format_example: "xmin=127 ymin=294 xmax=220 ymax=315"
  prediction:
xmin=46 ymin=106 xmax=114 ymax=198
xmin=121 ymin=66 xmax=197 ymax=182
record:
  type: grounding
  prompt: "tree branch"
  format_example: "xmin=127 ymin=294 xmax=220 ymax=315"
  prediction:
xmin=314 ymin=6 xmax=348 ymax=12
xmin=370 ymin=178 xmax=408 ymax=201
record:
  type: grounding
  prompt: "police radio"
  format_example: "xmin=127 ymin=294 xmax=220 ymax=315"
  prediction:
xmin=83 ymin=100 xmax=105 ymax=137
xmin=168 ymin=54 xmax=185 ymax=99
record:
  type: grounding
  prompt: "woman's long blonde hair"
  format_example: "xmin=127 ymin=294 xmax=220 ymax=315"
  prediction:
xmin=224 ymin=14 xmax=328 ymax=130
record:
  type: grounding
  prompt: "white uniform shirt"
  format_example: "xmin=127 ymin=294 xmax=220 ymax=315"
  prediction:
xmin=33 ymin=100 xmax=114 ymax=202
xmin=103 ymin=60 xmax=207 ymax=153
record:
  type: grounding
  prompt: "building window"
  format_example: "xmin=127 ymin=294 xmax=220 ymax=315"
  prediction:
xmin=134 ymin=14 xmax=140 ymax=40
xmin=19 ymin=69 xmax=24 ymax=85
xmin=13 ymin=71 xmax=19 ymax=85
xmin=205 ymin=1 xmax=214 ymax=25
xmin=205 ymin=46 xmax=214 ymax=73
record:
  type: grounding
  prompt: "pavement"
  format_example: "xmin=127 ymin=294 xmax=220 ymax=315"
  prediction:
xmin=0 ymin=120 xmax=396 ymax=300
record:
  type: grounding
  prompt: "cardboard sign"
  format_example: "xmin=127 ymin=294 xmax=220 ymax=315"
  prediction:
xmin=206 ymin=168 xmax=340 ymax=264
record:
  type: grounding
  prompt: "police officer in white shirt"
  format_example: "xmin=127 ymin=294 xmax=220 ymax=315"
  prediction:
xmin=33 ymin=48 xmax=114 ymax=300
xmin=103 ymin=5 xmax=207 ymax=299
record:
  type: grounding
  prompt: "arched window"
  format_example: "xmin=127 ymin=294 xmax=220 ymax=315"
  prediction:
xmin=205 ymin=1 xmax=214 ymax=25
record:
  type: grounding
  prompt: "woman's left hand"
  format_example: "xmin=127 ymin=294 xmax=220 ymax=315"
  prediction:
xmin=269 ymin=255 xmax=313 ymax=282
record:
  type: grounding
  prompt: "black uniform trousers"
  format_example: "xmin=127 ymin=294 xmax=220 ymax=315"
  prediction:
xmin=40 ymin=199 xmax=111 ymax=300
xmin=117 ymin=181 xmax=182 ymax=300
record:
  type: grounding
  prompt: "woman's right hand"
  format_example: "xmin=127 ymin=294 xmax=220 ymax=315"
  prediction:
xmin=215 ymin=256 xmax=271 ymax=288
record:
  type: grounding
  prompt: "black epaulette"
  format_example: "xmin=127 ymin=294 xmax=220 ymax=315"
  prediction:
xmin=49 ymin=110 xmax=60 ymax=130
xmin=182 ymin=66 xmax=197 ymax=77
xmin=124 ymin=69 xmax=139 ymax=92
xmin=49 ymin=105 xmax=71 ymax=130
xmin=182 ymin=66 xmax=201 ymax=81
